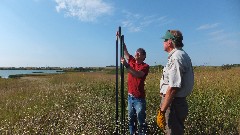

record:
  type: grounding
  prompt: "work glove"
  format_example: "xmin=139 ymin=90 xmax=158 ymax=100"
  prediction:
xmin=156 ymin=108 xmax=166 ymax=130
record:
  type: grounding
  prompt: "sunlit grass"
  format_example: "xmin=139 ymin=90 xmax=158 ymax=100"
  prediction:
xmin=0 ymin=67 xmax=239 ymax=134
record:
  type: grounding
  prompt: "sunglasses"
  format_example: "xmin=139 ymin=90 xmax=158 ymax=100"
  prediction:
xmin=164 ymin=39 xmax=169 ymax=42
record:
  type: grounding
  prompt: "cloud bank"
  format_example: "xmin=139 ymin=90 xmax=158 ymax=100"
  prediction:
xmin=55 ymin=0 xmax=113 ymax=22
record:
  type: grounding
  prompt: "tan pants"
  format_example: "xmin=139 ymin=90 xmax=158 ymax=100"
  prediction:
xmin=160 ymin=97 xmax=188 ymax=135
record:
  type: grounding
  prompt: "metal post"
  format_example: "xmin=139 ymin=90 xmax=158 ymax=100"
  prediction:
xmin=120 ymin=35 xmax=125 ymax=134
xmin=115 ymin=26 xmax=125 ymax=134
xmin=115 ymin=30 xmax=119 ymax=135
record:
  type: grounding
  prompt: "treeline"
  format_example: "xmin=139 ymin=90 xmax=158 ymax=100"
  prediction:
xmin=221 ymin=64 xmax=240 ymax=70
xmin=104 ymin=65 xmax=164 ymax=74
xmin=64 ymin=67 xmax=105 ymax=72
xmin=1 ymin=64 xmax=239 ymax=72
xmin=0 ymin=67 xmax=63 ymax=70
xmin=0 ymin=67 xmax=104 ymax=72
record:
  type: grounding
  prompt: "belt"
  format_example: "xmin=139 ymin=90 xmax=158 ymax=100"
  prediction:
xmin=128 ymin=93 xmax=134 ymax=97
xmin=174 ymin=97 xmax=186 ymax=99
xmin=161 ymin=94 xmax=186 ymax=99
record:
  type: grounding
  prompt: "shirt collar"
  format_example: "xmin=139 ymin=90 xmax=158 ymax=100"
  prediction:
xmin=168 ymin=47 xmax=182 ymax=59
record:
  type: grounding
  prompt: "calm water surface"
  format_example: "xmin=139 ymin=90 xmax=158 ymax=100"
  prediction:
xmin=0 ymin=70 xmax=64 ymax=78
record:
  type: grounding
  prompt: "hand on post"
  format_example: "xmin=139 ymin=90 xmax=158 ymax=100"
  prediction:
xmin=116 ymin=31 xmax=121 ymax=39
xmin=121 ymin=57 xmax=130 ymax=68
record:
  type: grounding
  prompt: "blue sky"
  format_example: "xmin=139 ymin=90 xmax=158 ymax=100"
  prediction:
xmin=0 ymin=0 xmax=239 ymax=67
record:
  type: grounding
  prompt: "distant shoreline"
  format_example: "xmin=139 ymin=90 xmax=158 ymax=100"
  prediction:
xmin=0 ymin=70 xmax=64 ymax=79
xmin=0 ymin=67 xmax=63 ymax=70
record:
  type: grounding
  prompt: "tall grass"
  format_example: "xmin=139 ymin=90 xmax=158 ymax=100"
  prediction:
xmin=0 ymin=67 xmax=239 ymax=134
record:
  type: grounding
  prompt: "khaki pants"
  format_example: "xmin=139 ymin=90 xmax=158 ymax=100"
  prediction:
xmin=161 ymin=97 xmax=188 ymax=135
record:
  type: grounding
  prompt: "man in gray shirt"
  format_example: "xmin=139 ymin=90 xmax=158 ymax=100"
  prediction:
xmin=159 ymin=30 xmax=194 ymax=135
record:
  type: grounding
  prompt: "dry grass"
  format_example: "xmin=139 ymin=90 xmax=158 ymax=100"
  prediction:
xmin=0 ymin=67 xmax=239 ymax=134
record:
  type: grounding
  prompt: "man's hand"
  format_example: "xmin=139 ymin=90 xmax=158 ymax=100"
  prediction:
xmin=116 ymin=31 xmax=121 ymax=39
xmin=157 ymin=108 xmax=166 ymax=130
xmin=121 ymin=57 xmax=130 ymax=68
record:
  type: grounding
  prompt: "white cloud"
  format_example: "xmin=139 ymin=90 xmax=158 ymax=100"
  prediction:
xmin=208 ymin=30 xmax=224 ymax=36
xmin=121 ymin=11 xmax=171 ymax=32
xmin=207 ymin=30 xmax=240 ymax=47
xmin=196 ymin=23 xmax=240 ymax=47
xmin=55 ymin=0 xmax=113 ymax=22
xmin=196 ymin=23 xmax=220 ymax=30
xmin=208 ymin=30 xmax=226 ymax=41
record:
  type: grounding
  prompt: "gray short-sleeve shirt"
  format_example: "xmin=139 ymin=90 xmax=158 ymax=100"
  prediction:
xmin=160 ymin=48 xmax=194 ymax=97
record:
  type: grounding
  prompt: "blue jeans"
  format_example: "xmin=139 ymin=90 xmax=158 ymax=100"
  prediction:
xmin=128 ymin=94 xmax=146 ymax=135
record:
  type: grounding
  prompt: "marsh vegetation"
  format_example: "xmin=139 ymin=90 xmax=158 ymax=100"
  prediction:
xmin=0 ymin=67 xmax=239 ymax=134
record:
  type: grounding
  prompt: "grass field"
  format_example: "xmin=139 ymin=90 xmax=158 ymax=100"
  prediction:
xmin=0 ymin=67 xmax=239 ymax=134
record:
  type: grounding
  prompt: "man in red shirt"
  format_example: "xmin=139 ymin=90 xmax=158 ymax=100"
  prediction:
xmin=121 ymin=44 xmax=149 ymax=135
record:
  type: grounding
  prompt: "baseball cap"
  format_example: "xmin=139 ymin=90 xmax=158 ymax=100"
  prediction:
xmin=161 ymin=30 xmax=175 ymax=40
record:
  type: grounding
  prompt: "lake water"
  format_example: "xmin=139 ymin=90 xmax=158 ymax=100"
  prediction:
xmin=0 ymin=70 xmax=64 ymax=78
